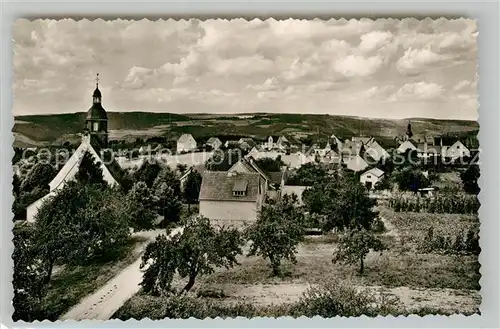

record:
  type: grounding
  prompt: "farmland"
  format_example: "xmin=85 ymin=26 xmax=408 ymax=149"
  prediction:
xmin=13 ymin=112 xmax=479 ymax=148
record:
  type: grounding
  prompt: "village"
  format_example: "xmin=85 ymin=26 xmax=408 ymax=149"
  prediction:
xmin=11 ymin=80 xmax=481 ymax=321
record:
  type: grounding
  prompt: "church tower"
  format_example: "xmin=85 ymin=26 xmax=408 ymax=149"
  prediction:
xmin=405 ymin=120 xmax=413 ymax=141
xmin=85 ymin=73 xmax=108 ymax=147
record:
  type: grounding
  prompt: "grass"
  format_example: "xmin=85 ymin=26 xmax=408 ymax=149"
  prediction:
xmin=201 ymin=243 xmax=480 ymax=291
xmin=39 ymin=236 xmax=147 ymax=321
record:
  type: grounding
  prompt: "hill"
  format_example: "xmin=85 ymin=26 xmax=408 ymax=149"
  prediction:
xmin=12 ymin=112 xmax=479 ymax=148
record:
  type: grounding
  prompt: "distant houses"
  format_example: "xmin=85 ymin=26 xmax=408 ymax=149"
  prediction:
xmin=177 ymin=134 xmax=197 ymax=153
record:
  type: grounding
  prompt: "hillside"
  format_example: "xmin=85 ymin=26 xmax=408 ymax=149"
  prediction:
xmin=13 ymin=112 xmax=479 ymax=148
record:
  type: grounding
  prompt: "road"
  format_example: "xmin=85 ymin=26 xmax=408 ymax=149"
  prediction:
xmin=60 ymin=227 xmax=183 ymax=321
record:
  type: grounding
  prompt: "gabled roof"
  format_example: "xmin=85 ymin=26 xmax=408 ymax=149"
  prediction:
xmin=206 ymin=137 xmax=221 ymax=144
xmin=345 ymin=155 xmax=369 ymax=172
xmin=362 ymin=167 xmax=385 ymax=178
xmin=199 ymin=171 xmax=261 ymax=202
xmin=178 ymin=134 xmax=196 ymax=143
xmin=48 ymin=135 xmax=121 ymax=191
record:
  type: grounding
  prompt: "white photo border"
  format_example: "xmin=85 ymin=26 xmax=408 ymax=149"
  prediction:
xmin=1 ymin=1 xmax=498 ymax=328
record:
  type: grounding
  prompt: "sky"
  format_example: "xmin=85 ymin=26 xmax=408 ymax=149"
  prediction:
xmin=13 ymin=18 xmax=478 ymax=120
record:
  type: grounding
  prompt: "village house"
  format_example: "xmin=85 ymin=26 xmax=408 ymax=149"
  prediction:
xmin=360 ymin=167 xmax=385 ymax=190
xmin=177 ymin=134 xmax=197 ymax=153
xmin=397 ymin=139 xmax=418 ymax=153
xmin=26 ymin=78 xmax=123 ymax=223
xmin=344 ymin=154 xmax=369 ymax=172
xmin=364 ymin=139 xmax=390 ymax=162
xmin=445 ymin=140 xmax=471 ymax=159
xmin=199 ymin=171 xmax=266 ymax=223
xmin=206 ymin=137 xmax=222 ymax=150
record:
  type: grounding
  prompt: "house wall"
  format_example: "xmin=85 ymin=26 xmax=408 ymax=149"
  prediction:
xmin=360 ymin=174 xmax=383 ymax=189
xmin=177 ymin=140 xmax=197 ymax=153
xmin=446 ymin=142 xmax=470 ymax=159
xmin=199 ymin=200 xmax=259 ymax=222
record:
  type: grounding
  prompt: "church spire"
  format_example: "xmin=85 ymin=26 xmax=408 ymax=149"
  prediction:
xmin=92 ymin=73 xmax=102 ymax=104
xmin=406 ymin=120 xmax=413 ymax=140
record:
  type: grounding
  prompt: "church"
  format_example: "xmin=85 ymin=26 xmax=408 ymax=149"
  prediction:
xmin=26 ymin=75 xmax=124 ymax=223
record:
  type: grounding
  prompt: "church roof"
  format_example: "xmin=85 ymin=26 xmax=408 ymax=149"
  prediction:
xmin=86 ymin=102 xmax=108 ymax=120
xmin=93 ymin=87 xmax=102 ymax=98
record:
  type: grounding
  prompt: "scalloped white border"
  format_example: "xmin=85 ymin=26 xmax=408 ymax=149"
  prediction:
xmin=2 ymin=2 xmax=498 ymax=327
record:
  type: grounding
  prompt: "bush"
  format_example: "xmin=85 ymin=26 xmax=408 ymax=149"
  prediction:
xmin=113 ymin=282 xmax=403 ymax=320
xmin=419 ymin=226 xmax=479 ymax=255
xmin=288 ymin=281 xmax=402 ymax=317
xmin=389 ymin=194 xmax=479 ymax=214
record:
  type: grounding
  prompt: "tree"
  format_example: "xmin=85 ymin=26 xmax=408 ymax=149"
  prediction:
xmin=246 ymin=194 xmax=306 ymax=276
xmin=135 ymin=159 xmax=162 ymax=188
xmin=19 ymin=162 xmax=56 ymax=194
xmin=303 ymin=172 xmax=378 ymax=232
xmin=125 ymin=181 xmax=157 ymax=230
xmin=75 ymin=151 xmax=106 ymax=186
xmin=184 ymin=169 xmax=202 ymax=211
xmin=155 ymin=183 xmax=182 ymax=224
xmin=461 ymin=164 xmax=480 ymax=194
xmin=12 ymin=225 xmax=46 ymax=321
xmin=32 ymin=182 xmax=130 ymax=282
xmin=254 ymin=157 xmax=285 ymax=173
xmin=205 ymin=149 xmax=243 ymax=171
xmin=153 ymin=166 xmax=181 ymax=196
xmin=140 ymin=215 xmax=243 ymax=295
xmin=392 ymin=167 xmax=431 ymax=192
xmin=333 ymin=229 xmax=385 ymax=274
xmin=286 ymin=162 xmax=327 ymax=186
xmin=176 ymin=163 xmax=188 ymax=175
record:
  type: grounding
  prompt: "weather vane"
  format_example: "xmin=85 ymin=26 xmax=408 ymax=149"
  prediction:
xmin=95 ymin=73 xmax=100 ymax=87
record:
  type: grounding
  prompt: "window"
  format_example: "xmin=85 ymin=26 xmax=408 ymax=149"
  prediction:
xmin=366 ymin=175 xmax=371 ymax=178
xmin=457 ymin=145 xmax=460 ymax=149
xmin=233 ymin=191 xmax=246 ymax=197
xmin=93 ymin=122 xmax=99 ymax=131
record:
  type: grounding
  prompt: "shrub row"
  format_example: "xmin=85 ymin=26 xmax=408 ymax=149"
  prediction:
xmin=418 ymin=226 xmax=480 ymax=255
xmin=113 ymin=281 xmax=402 ymax=320
xmin=389 ymin=194 xmax=479 ymax=214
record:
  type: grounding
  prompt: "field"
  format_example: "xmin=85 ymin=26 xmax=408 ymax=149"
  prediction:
xmin=115 ymin=205 xmax=481 ymax=318
xmin=13 ymin=112 xmax=479 ymax=147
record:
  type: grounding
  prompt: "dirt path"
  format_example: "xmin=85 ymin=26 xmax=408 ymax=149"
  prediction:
xmin=219 ymin=283 xmax=480 ymax=314
xmin=60 ymin=227 xmax=183 ymax=321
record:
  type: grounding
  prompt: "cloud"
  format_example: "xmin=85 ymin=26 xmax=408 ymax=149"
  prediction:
xmin=389 ymin=81 xmax=444 ymax=101
xmin=396 ymin=47 xmax=452 ymax=75
xmin=12 ymin=18 xmax=478 ymax=120
xmin=333 ymin=54 xmax=384 ymax=77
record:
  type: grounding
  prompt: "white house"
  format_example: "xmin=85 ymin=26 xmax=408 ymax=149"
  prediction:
xmin=199 ymin=171 xmax=266 ymax=224
xmin=360 ymin=168 xmax=385 ymax=190
xmin=364 ymin=140 xmax=390 ymax=162
xmin=177 ymin=134 xmax=197 ymax=153
xmin=397 ymin=140 xmax=418 ymax=154
xmin=206 ymin=137 xmax=222 ymax=150
xmin=345 ymin=154 xmax=369 ymax=172
xmin=445 ymin=140 xmax=471 ymax=159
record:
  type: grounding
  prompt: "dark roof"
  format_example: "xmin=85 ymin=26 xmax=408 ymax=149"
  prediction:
xmin=86 ymin=103 xmax=108 ymax=120
xmin=88 ymin=137 xmax=125 ymax=183
xmin=267 ymin=171 xmax=284 ymax=185
xmin=93 ymin=87 xmax=102 ymax=98
xmin=200 ymin=171 xmax=261 ymax=202
xmin=232 ymin=180 xmax=248 ymax=192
